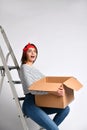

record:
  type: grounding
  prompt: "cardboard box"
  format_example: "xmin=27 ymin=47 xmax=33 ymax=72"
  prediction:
xmin=29 ymin=76 xmax=83 ymax=108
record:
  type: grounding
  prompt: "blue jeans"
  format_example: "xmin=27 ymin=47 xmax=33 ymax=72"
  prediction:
xmin=22 ymin=93 xmax=70 ymax=130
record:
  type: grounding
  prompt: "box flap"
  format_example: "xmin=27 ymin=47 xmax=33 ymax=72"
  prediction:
xmin=29 ymin=82 xmax=62 ymax=92
xmin=29 ymin=77 xmax=62 ymax=92
xmin=63 ymin=77 xmax=83 ymax=91
xmin=46 ymin=76 xmax=70 ymax=83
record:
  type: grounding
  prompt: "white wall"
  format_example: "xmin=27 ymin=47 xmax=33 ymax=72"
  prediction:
xmin=0 ymin=0 xmax=87 ymax=130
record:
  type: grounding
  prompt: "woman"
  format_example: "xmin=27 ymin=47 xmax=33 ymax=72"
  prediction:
xmin=19 ymin=43 xmax=70 ymax=130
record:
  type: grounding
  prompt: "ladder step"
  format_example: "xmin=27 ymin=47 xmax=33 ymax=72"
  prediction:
xmin=0 ymin=66 xmax=19 ymax=70
xmin=18 ymin=97 xmax=25 ymax=101
xmin=8 ymin=80 xmax=21 ymax=84
xmin=12 ymin=81 xmax=21 ymax=84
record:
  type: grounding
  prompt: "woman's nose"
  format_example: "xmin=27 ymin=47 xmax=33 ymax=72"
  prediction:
xmin=32 ymin=51 xmax=35 ymax=55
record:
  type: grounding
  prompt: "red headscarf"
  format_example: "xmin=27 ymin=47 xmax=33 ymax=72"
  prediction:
xmin=23 ymin=43 xmax=35 ymax=52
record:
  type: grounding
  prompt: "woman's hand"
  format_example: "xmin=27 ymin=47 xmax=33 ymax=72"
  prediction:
xmin=49 ymin=85 xmax=64 ymax=97
xmin=56 ymin=86 xmax=64 ymax=96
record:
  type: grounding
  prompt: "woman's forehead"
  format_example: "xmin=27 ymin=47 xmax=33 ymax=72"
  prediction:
xmin=27 ymin=47 xmax=36 ymax=51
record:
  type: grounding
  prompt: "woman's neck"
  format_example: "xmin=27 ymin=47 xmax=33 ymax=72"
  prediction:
xmin=26 ymin=61 xmax=33 ymax=66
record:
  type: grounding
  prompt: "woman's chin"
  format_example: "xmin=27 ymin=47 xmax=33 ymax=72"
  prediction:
xmin=29 ymin=59 xmax=35 ymax=63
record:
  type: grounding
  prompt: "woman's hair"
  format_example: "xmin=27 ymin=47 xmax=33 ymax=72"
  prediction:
xmin=21 ymin=44 xmax=38 ymax=64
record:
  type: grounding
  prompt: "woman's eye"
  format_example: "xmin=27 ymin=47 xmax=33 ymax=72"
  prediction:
xmin=28 ymin=50 xmax=32 ymax=53
xmin=27 ymin=50 xmax=36 ymax=53
xmin=34 ymin=50 xmax=36 ymax=53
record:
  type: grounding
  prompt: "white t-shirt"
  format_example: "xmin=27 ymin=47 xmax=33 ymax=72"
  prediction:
xmin=19 ymin=64 xmax=47 ymax=95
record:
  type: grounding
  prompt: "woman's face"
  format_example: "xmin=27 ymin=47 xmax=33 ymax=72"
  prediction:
xmin=26 ymin=47 xmax=37 ymax=63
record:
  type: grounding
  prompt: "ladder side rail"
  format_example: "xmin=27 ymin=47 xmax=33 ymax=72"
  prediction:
xmin=0 ymin=51 xmax=13 ymax=94
xmin=0 ymin=46 xmax=29 ymax=130
xmin=0 ymin=53 xmax=5 ymax=93
xmin=0 ymin=26 xmax=19 ymax=71
xmin=0 ymin=76 xmax=4 ymax=94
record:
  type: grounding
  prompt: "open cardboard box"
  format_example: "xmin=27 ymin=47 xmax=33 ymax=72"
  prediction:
xmin=29 ymin=76 xmax=83 ymax=108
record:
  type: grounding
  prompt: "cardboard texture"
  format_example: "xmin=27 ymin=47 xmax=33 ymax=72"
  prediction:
xmin=29 ymin=76 xmax=83 ymax=108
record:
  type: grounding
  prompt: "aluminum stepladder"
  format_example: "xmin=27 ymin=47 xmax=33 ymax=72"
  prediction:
xmin=0 ymin=26 xmax=44 ymax=130
xmin=0 ymin=25 xmax=29 ymax=130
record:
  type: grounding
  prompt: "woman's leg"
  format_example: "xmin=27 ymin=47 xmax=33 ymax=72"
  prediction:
xmin=41 ymin=106 xmax=70 ymax=126
xmin=53 ymin=106 xmax=70 ymax=126
xmin=22 ymin=94 xmax=59 ymax=130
